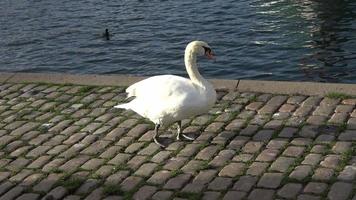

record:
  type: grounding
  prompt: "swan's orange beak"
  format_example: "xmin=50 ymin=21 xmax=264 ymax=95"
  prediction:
xmin=205 ymin=51 xmax=215 ymax=60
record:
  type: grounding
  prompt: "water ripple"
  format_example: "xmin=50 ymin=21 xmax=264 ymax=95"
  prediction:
xmin=0 ymin=0 xmax=355 ymax=82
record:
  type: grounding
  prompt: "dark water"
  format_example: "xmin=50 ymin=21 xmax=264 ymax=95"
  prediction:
xmin=1 ymin=0 xmax=356 ymax=83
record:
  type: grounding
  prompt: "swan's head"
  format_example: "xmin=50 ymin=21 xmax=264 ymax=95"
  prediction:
xmin=186 ymin=41 xmax=214 ymax=59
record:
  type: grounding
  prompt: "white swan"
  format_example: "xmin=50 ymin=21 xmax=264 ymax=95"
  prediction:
xmin=115 ymin=41 xmax=217 ymax=147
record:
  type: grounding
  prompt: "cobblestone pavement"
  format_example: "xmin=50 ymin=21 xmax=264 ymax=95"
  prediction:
xmin=0 ymin=82 xmax=355 ymax=200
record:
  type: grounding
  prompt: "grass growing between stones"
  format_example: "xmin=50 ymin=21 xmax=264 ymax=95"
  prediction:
xmin=58 ymin=177 xmax=85 ymax=193
xmin=177 ymin=192 xmax=202 ymax=200
xmin=102 ymin=184 xmax=124 ymax=196
xmin=325 ymin=92 xmax=353 ymax=100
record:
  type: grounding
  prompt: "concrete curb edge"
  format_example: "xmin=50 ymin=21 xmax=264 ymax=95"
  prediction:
xmin=1 ymin=72 xmax=356 ymax=96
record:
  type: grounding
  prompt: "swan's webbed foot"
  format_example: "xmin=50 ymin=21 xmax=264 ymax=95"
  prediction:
xmin=176 ymin=121 xmax=195 ymax=141
xmin=177 ymin=133 xmax=195 ymax=141
xmin=153 ymin=124 xmax=166 ymax=148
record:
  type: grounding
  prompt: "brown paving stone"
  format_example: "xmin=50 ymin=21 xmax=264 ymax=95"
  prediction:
xmin=246 ymin=162 xmax=269 ymax=176
xmin=218 ymin=162 xmax=246 ymax=177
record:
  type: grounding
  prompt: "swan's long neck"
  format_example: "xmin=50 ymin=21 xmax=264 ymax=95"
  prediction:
xmin=184 ymin=48 xmax=206 ymax=87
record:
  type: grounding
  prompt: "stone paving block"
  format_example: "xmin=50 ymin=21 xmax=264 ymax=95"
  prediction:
xmin=209 ymin=150 xmax=235 ymax=167
xmin=248 ymin=188 xmax=275 ymax=200
xmin=33 ymin=173 xmax=64 ymax=193
xmin=289 ymin=165 xmax=312 ymax=181
xmin=312 ymin=168 xmax=334 ymax=181
xmin=337 ymin=165 xmax=356 ymax=181
xmin=133 ymin=185 xmax=157 ymax=200
xmin=246 ymin=162 xmax=269 ymax=176
xmin=15 ymin=193 xmax=40 ymax=200
xmin=257 ymin=173 xmax=283 ymax=189
xmin=120 ymin=176 xmax=143 ymax=192
xmin=269 ymin=157 xmax=295 ymax=173
xmin=283 ymin=146 xmax=305 ymax=157
xmin=277 ymin=183 xmax=302 ymax=199
xmin=256 ymin=148 xmax=279 ymax=162
xmin=163 ymin=157 xmax=188 ymax=171
xmin=303 ymin=182 xmax=328 ymax=194
xmin=219 ymin=162 xmax=246 ymax=177
xmin=105 ymin=170 xmax=130 ymax=185
xmin=43 ymin=186 xmax=68 ymax=200
xmin=0 ymin=185 xmax=25 ymax=200
xmin=163 ymin=174 xmax=192 ymax=190
xmin=233 ymin=175 xmax=258 ymax=192
xmin=147 ymin=170 xmax=172 ymax=185
xmin=242 ymin=141 xmax=264 ymax=153
xmin=327 ymin=182 xmax=353 ymax=200
xmin=222 ymin=191 xmax=247 ymax=200
xmin=202 ymin=191 xmax=221 ymax=200
xmin=297 ymin=194 xmax=321 ymax=200
xmin=177 ymin=143 xmax=201 ymax=157
xmin=134 ymin=163 xmax=158 ymax=177
xmin=207 ymin=177 xmax=232 ymax=191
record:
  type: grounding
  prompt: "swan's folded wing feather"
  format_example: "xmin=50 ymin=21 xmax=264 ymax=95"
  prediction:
xmin=126 ymin=75 xmax=194 ymax=99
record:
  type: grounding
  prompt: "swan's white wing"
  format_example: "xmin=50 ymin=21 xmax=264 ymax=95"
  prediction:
xmin=116 ymin=75 xmax=202 ymax=124
xmin=125 ymin=75 xmax=194 ymax=98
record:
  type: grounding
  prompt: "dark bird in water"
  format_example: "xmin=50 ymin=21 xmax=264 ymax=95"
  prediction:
xmin=103 ymin=29 xmax=110 ymax=40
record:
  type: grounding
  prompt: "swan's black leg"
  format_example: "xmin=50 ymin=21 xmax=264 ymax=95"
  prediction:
xmin=176 ymin=121 xmax=194 ymax=141
xmin=153 ymin=124 xmax=165 ymax=148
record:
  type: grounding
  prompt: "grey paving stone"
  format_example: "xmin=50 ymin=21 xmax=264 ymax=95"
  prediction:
xmin=242 ymin=141 xmax=264 ymax=154
xmin=312 ymin=168 xmax=334 ymax=181
xmin=195 ymin=145 xmax=219 ymax=160
xmin=277 ymin=183 xmax=302 ymax=199
xmin=222 ymin=191 xmax=247 ymax=200
xmin=297 ymin=194 xmax=321 ymax=200
xmin=15 ymin=193 xmax=40 ymax=200
xmin=105 ymin=171 xmax=130 ymax=185
xmin=152 ymin=191 xmax=173 ymax=200
xmin=207 ymin=177 xmax=232 ymax=191
xmin=269 ymin=157 xmax=295 ymax=172
xmin=289 ymin=165 xmax=312 ymax=181
xmin=147 ymin=170 xmax=172 ymax=185
xmin=233 ymin=176 xmax=258 ymax=192
xmin=256 ymin=149 xmax=279 ymax=162
xmin=327 ymin=182 xmax=353 ymax=200
xmin=132 ymin=185 xmax=157 ymax=200
xmin=337 ymin=165 xmax=356 ymax=181
xmin=257 ymin=173 xmax=283 ymax=189
xmin=120 ymin=176 xmax=143 ymax=192
xmin=248 ymin=189 xmax=275 ymax=200
xmin=0 ymin=185 xmax=25 ymax=200
xmin=218 ymin=162 xmax=246 ymax=177
xmin=246 ymin=162 xmax=269 ymax=176
xmin=202 ymin=191 xmax=221 ymax=200
xmin=163 ymin=174 xmax=192 ymax=190
xmin=134 ymin=163 xmax=158 ymax=177
xmin=303 ymin=182 xmax=328 ymax=194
